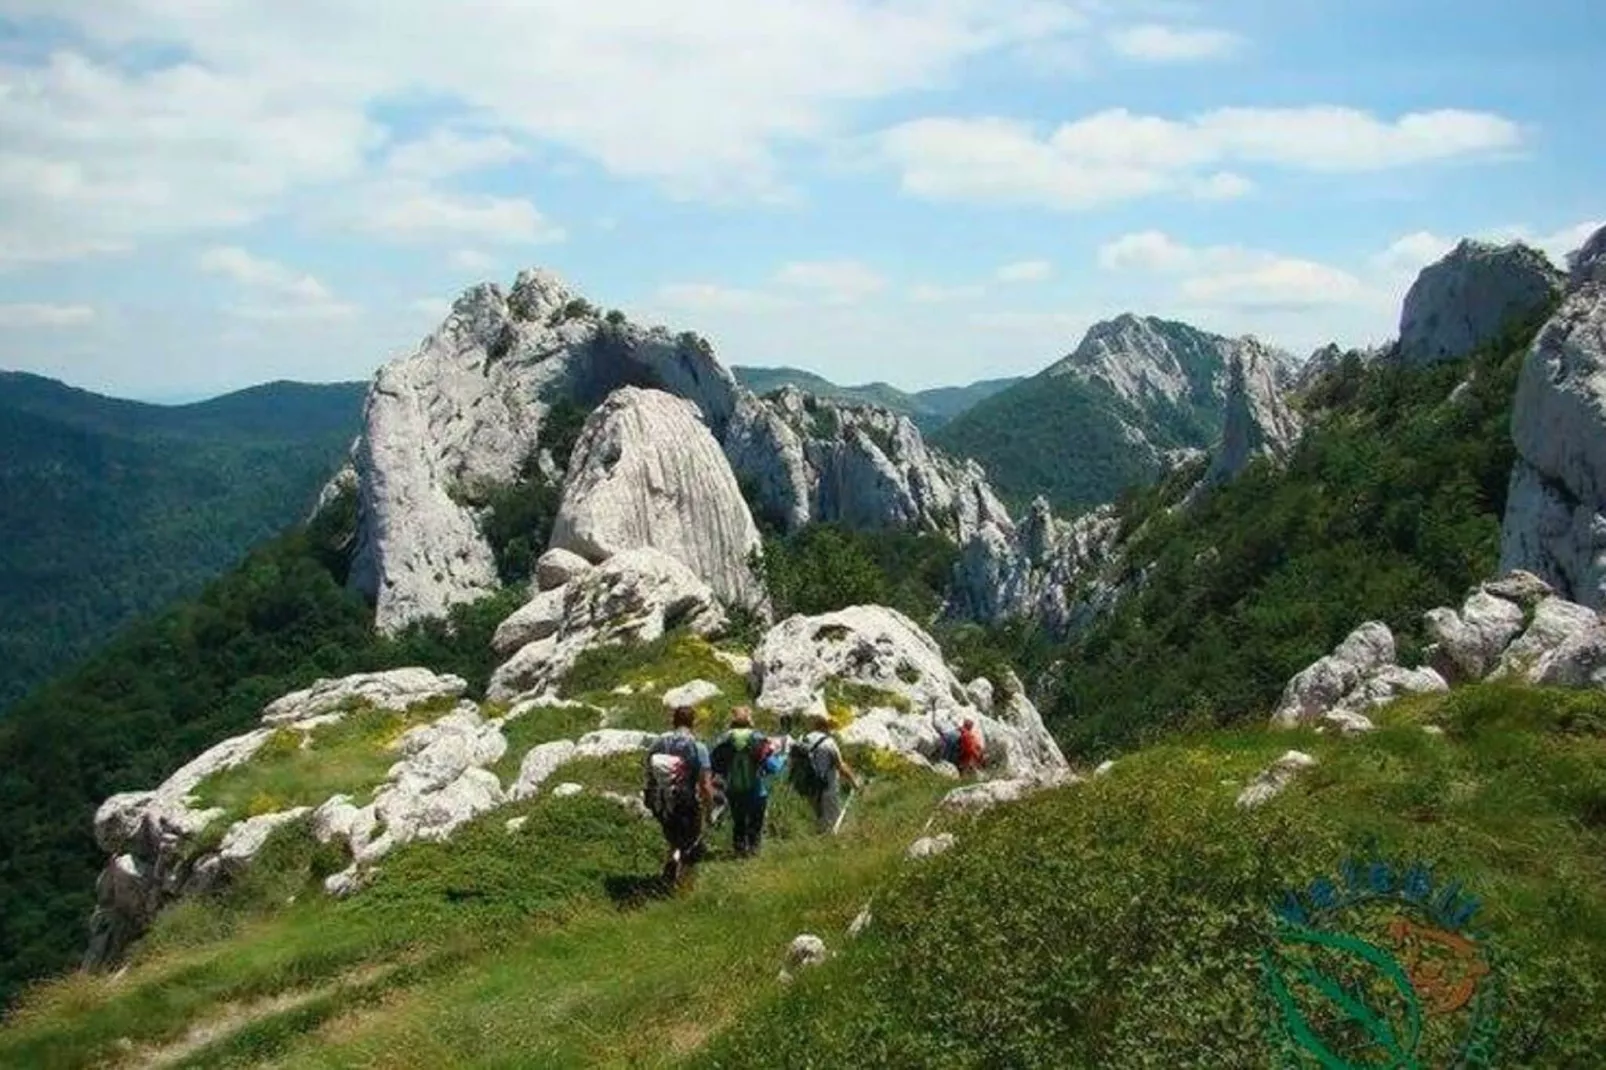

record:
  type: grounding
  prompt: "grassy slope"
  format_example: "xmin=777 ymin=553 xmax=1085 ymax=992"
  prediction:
xmin=4 ymin=633 xmax=1602 ymax=1068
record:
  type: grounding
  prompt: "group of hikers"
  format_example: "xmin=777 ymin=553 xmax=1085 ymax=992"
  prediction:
xmin=641 ymin=702 xmax=986 ymax=884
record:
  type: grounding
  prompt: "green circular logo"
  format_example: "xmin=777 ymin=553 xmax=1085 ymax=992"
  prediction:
xmin=1263 ymin=855 xmax=1503 ymax=1068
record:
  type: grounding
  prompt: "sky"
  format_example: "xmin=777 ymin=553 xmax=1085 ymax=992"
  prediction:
xmin=0 ymin=1 xmax=1601 ymax=401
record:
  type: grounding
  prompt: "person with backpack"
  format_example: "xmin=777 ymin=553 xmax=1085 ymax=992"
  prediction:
xmin=643 ymin=705 xmax=715 ymax=884
xmin=788 ymin=711 xmax=861 ymax=835
xmin=934 ymin=718 xmax=986 ymax=776
xmin=708 ymin=706 xmax=784 ymax=857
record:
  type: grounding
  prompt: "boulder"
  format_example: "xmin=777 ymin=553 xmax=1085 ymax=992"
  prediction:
xmin=491 ymin=587 xmax=566 ymax=656
xmin=508 ymin=740 xmax=579 ymax=800
xmin=662 ymin=679 xmax=722 ymax=710
xmin=536 ymin=547 xmax=592 ymax=591
xmin=941 ymin=778 xmax=1037 ymax=813
xmin=750 ymin=605 xmax=1068 ymax=780
xmin=551 ymin=387 xmax=766 ymax=609
xmin=906 ymin=833 xmax=957 ymax=860
xmin=1271 ymin=622 xmax=1395 ymax=728
xmin=1424 ymin=588 xmax=1527 ymax=682
xmin=1500 ymin=225 xmax=1606 ymax=609
xmin=1494 ymin=596 xmax=1602 ymax=680
xmin=261 ymin=668 xmax=467 ymax=727
xmin=216 ymin=809 xmax=312 ymax=874
xmin=574 ymin=729 xmax=658 ymax=759
xmin=1397 ymin=239 xmax=1563 ymax=367
xmin=487 ymin=548 xmax=727 ymax=703
xmin=551 ymin=782 xmax=585 ymax=799
xmin=1236 ymin=751 xmax=1317 ymax=809
xmin=847 ymin=903 xmax=874 ymax=938
xmin=786 ymin=934 xmax=829 ymax=971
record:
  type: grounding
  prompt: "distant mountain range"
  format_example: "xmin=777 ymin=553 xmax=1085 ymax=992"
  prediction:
xmin=0 ymin=371 xmax=366 ymax=711
xmin=931 ymin=314 xmax=1296 ymax=511
xmin=731 ymin=365 xmax=1021 ymax=433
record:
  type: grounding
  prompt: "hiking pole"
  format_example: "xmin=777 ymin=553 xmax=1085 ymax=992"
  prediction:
xmin=832 ymin=783 xmax=860 ymax=836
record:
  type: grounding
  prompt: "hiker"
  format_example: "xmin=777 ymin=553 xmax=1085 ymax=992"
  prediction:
xmin=789 ymin=711 xmax=861 ymax=835
xmin=935 ymin=719 xmax=986 ymax=775
xmin=709 ymin=706 xmax=784 ymax=857
xmin=643 ymin=705 xmax=715 ymax=883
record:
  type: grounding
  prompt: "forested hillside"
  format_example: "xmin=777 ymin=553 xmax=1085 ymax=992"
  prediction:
xmin=731 ymin=365 xmax=1019 ymax=433
xmin=0 ymin=373 xmax=365 ymax=709
xmin=1039 ymin=309 xmax=1547 ymax=758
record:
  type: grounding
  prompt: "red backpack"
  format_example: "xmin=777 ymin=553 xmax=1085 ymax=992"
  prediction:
xmin=957 ymin=722 xmax=985 ymax=772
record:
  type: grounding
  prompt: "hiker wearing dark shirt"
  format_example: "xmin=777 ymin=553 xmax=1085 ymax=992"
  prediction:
xmin=789 ymin=711 xmax=861 ymax=835
xmin=643 ymin=706 xmax=715 ymax=883
xmin=709 ymin=706 xmax=785 ymax=857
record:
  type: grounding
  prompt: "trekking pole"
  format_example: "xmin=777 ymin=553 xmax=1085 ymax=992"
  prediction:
xmin=832 ymin=783 xmax=860 ymax=836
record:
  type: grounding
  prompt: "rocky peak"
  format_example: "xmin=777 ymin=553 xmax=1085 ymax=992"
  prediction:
xmin=1053 ymin=314 xmax=1230 ymax=411
xmin=1204 ymin=342 xmax=1303 ymax=486
xmin=1397 ymin=239 xmax=1563 ymax=366
xmin=506 ymin=268 xmax=575 ymax=322
xmin=1499 ymin=223 xmax=1606 ymax=609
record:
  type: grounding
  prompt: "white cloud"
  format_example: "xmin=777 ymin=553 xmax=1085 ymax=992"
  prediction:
xmin=655 ymin=282 xmax=793 ymax=314
xmin=1108 ymin=24 xmax=1244 ymax=63
xmin=0 ymin=0 xmax=1094 ymax=263
xmin=907 ymin=283 xmax=987 ymax=303
xmin=349 ymin=186 xmax=565 ymax=245
xmin=1099 ymin=230 xmax=1369 ymax=310
xmin=198 ymin=246 xmax=357 ymax=320
xmin=1371 ymin=218 xmax=1603 ymax=279
xmin=881 ymin=106 xmax=1523 ymax=210
xmin=1371 ymin=231 xmax=1456 ymax=278
xmin=449 ymin=249 xmax=497 ymax=272
xmin=775 ymin=259 xmax=887 ymax=304
xmin=1191 ymin=171 xmax=1255 ymax=200
xmin=0 ymin=302 xmax=95 ymax=326
xmin=996 ymin=259 xmax=1053 ymax=283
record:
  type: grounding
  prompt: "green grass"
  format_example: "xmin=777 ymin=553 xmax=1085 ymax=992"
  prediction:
xmin=192 ymin=698 xmax=459 ymax=824
xmin=562 ymin=631 xmax=756 ymax=735
xmin=6 ymin=683 xmax=1602 ymax=1068
xmin=490 ymin=704 xmax=605 ymax=786
xmin=701 ymin=684 xmax=1606 ymax=1068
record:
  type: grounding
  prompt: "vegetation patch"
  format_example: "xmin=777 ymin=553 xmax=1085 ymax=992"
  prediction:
xmin=192 ymin=698 xmax=456 ymax=825
xmin=561 ymin=631 xmax=754 ymax=735
xmin=704 ymin=684 xmax=1606 ymax=1068
xmin=490 ymin=704 xmax=605 ymax=786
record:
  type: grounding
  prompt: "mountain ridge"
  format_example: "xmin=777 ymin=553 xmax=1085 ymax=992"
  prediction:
xmin=731 ymin=365 xmax=1021 ymax=431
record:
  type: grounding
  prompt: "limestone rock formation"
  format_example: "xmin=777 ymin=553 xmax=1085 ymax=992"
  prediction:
xmin=724 ymin=386 xmax=1010 ymax=543
xmin=342 ymin=269 xmax=742 ymax=634
xmin=1236 ymin=751 xmax=1317 ymax=810
xmin=1499 ymin=224 xmax=1606 ymax=609
xmin=947 ymin=498 xmax=1123 ymax=637
xmin=749 ymin=605 xmax=1068 ymax=781
xmin=1202 ymin=343 xmax=1303 ymax=486
xmin=1397 ymin=239 xmax=1563 ymax=367
xmin=551 ymin=387 xmax=765 ymax=609
xmin=906 ymin=833 xmax=956 ymax=860
xmin=1271 ymin=622 xmax=1447 ymax=730
xmin=487 ymin=548 xmax=727 ymax=703
xmin=84 ymin=667 xmax=472 ymax=967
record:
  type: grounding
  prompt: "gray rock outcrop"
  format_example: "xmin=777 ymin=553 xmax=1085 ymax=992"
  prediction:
xmin=1271 ymin=622 xmax=1447 ymax=730
xmin=1236 ymin=751 xmax=1317 ymax=810
xmin=1203 ymin=343 xmax=1303 ymax=486
xmin=342 ymin=270 xmax=742 ymax=634
xmin=1499 ymin=224 xmax=1606 ymax=609
xmin=84 ymin=667 xmax=472 ymax=967
xmin=724 ymin=386 xmax=1010 ymax=543
xmin=948 ymin=498 xmax=1124 ymax=637
xmin=551 ymin=387 xmax=765 ymax=610
xmin=487 ymin=548 xmax=727 ymax=703
xmin=1397 ymin=239 xmax=1563 ymax=367
xmin=749 ymin=605 xmax=1068 ymax=781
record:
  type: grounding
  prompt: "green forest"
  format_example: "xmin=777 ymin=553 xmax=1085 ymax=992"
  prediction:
xmin=0 ymin=374 xmax=366 ymax=710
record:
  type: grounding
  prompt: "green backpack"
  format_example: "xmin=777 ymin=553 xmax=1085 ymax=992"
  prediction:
xmin=713 ymin=729 xmax=768 ymax=796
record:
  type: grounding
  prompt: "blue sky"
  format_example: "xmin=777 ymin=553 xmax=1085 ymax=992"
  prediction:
xmin=0 ymin=0 xmax=1600 ymax=400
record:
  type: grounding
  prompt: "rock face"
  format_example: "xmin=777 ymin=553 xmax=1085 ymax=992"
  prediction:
xmin=551 ymin=387 xmax=765 ymax=610
xmin=749 ymin=605 xmax=1068 ymax=781
xmin=487 ymin=548 xmax=727 ymax=703
xmin=343 ymin=270 xmax=742 ymax=634
xmin=724 ymin=386 xmax=1010 ymax=543
xmin=84 ymin=667 xmax=471 ymax=967
xmin=1203 ymin=344 xmax=1303 ymax=486
xmin=1397 ymin=239 xmax=1563 ymax=367
xmin=948 ymin=499 xmax=1124 ymax=637
xmin=334 ymin=267 xmax=1012 ymax=634
xmin=1500 ymin=224 xmax=1606 ymax=609
xmin=1273 ymin=571 xmax=1606 ymax=735
xmin=1271 ymin=622 xmax=1446 ymax=731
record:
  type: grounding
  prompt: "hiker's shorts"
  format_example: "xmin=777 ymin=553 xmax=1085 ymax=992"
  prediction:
xmin=814 ymin=785 xmax=842 ymax=834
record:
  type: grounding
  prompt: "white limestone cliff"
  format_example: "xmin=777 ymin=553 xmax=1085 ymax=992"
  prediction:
xmin=551 ymin=387 xmax=765 ymax=610
xmin=1397 ymin=239 xmax=1563 ymax=367
xmin=1499 ymin=224 xmax=1606 ymax=610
